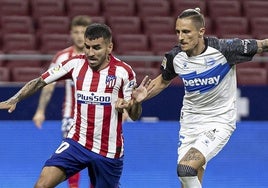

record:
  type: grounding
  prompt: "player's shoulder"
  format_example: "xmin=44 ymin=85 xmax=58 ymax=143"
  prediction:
xmin=111 ymin=54 xmax=131 ymax=68
xmin=64 ymin=54 xmax=86 ymax=63
xmin=69 ymin=54 xmax=85 ymax=60
xmin=206 ymin=36 xmax=235 ymax=52
xmin=110 ymin=54 xmax=135 ymax=76
xmin=164 ymin=45 xmax=182 ymax=63
xmin=206 ymin=36 xmax=221 ymax=48
xmin=59 ymin=55 xmax=86 ymax=68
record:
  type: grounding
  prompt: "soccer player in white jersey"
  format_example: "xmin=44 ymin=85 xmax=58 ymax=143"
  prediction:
xmin=137 ymin=8 xmax=268 ymax=188
xmin=32 ymin=15 xmax=92 ymax=188
xmin=0 ymin=23 xmax=149 ymax=188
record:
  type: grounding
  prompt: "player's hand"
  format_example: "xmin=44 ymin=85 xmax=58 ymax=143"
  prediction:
xmin=115 ymin=101 xmax=130 ymax=122
xmin=115 ymin=98 xmax=130 ymax=113
xmin=115 ymin=76 xmax=151 ymax=113
xmin=0 ymin=98 xmax=17 ymax=113
xmin=61 ymin=117 xmax=74 ymax=137
xmin=32 ymin=110 xmax=45 ymax=129
xmin=132 ymin=75 xmax=151 ymax=103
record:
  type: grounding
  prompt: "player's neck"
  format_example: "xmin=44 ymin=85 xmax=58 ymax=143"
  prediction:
xmin=187 ymin=39 xmax=206 ymax=57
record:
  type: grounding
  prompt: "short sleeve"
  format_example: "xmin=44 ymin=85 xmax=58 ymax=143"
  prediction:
xmin=161 ymin=49 xmax=179 ymax=81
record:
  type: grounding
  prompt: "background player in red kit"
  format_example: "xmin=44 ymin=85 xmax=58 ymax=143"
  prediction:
xmin=32 ymin=15 xmax=92 ymax=188
xmin=0 ymin=23 xmax=149 ymax=188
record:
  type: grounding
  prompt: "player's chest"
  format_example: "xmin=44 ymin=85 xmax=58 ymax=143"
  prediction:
xmin=73 ymin=70 xmax=122 ymax=92
xmin=173 ymin=52 xmax=226 ymax=75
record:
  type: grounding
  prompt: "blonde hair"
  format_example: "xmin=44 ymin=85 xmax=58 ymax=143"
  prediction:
xmin=71 ymin=15 xmax=92 ymax=28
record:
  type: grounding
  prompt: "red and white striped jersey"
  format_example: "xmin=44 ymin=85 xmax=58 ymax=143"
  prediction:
xmin=42 ymin=54 xmax=137 ymax=158
xmin=50 ymin=46 xmax=78 ymax=119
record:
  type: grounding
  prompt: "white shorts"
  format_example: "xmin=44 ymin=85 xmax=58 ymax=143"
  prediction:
xmin=177 ymin=126 xmax=233 ymax=169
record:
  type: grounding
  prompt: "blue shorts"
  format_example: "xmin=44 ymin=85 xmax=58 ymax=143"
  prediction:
xmin=44 ymin=138 xmax=123 ymax=188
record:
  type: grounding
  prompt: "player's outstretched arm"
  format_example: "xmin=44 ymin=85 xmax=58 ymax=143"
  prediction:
xmin=0 ymin=77 xmax=47 ymax=113
xmin=145 ymin=74 xmax=171 ymax=100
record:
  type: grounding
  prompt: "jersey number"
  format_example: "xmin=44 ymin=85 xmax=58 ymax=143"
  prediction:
xmin=55 ymin=142 xmax=70 ymax=154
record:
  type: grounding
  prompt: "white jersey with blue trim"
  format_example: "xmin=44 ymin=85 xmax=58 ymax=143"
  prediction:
xmin=161 ymin=37 xmax=258 ymax=129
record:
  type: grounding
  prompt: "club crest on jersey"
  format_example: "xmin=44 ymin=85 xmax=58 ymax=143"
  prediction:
xmin=106 ymin=75 xmax=116 ymax=88
xmin=183 ymin=62 xmax=188 ymax=69
xmin=205 ymin=58 xmax=216 ymax=67
xmin=128 ymin=80 xmax=136 ymax=88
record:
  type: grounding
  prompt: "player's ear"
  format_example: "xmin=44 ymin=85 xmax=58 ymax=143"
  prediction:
xmin=108 ymin=42 xmax=113 ymax=54
xmin=199 ymin=27 xmax=205 ymax=38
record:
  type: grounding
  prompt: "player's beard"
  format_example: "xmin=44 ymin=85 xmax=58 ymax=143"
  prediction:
xmin=88 ymin=55 xmax=108 ymax=71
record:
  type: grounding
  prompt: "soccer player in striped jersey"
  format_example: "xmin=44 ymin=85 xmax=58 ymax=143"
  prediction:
xmin=139 ymin=8 xmax=268 ymax=188
xmin=32 ymin=15 xmax=92 ymax=188
xmin=0 ymin=23 xmax=149 ymax=188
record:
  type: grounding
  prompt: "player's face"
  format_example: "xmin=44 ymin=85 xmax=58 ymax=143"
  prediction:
xmin=70 ymin=26 xmax=87 ymax=50
xmin=175 ymin=18 xmax=204 ymax=56
xmin=84 ymin=37 xmax=113 ymax=71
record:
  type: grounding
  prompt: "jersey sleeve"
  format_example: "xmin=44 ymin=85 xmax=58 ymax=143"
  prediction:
xmin=49 ymin=51 xmax=69 ymax=69
xmin=161 ymin=48 xmax=179 ymax=81
xmin=209 ymin=37 xmax=258 ymax=65
xmin=41 ymin=59 xmax=74 ymax=84
xmin=123 ymin=67 xmax=137 ymax=101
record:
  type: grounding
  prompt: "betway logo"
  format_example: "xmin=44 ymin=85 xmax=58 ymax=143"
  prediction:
xmin=181 ymin=63 xmax=231 ymax=93
xmin=182 ymin=75 xmax=220 ymax=87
